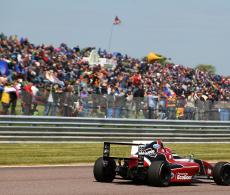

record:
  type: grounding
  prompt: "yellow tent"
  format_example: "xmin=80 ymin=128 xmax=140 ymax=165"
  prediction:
xmin=147 ymin=52 xmax=162 ymax=63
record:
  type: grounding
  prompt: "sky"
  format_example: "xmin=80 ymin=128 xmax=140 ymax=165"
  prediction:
xmin=1 ymin=0 xmax=230 ymax=76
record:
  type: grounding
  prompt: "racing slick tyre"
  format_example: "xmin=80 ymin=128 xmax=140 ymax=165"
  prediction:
xmin=93 ymin=157 xmax=116 ymax=182
xmin=147 ymin=161 xmax=171 ymax=187
xmin=213 ymin=162 xmax=230 ymax=185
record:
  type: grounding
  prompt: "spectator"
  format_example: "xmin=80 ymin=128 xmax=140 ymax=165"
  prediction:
xmin=167 ymin=96 xmax=177 ymax=120
xmin=79 ymin=89 xmax=89 ymax=117
xmin=8 ymin=81 xmax=18 ymax=115
xmin=184 ymin=92 xmax=196 ymax=120
xmin=146 ymin=91 xmax=158 ymax=119
xmin=133 ymin=85 xmax=145 ymax=118
xmin=114 ymin=88 xmax=125 ymax=118
xmin=62 ymin=85 xmax=74 ymax=117
xmin=43 ymin=84 xmax=60 ymax=116
xmin=1 ymin=83 xmax=11 ymax=114
xmin=21 ymin=82 xmax=33 ymax=115
xmin=216 ymin=95 xmax=230 ymax=121
xmin=158 ymin=91 xmax=167 ymax=119
xmin=124 ymin=90 xmax=134 ymax=118
xmin=176 ymin=95 xmax=186 ymax=119
xmin=106 ymin=87 xmax=115 ymax=118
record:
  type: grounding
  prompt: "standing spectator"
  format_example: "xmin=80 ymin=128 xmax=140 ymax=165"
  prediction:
xmin=167 ymin=95 xmax=177 ymax=119
xmin=8 ymin=81 xmax=18 ymax=115
xmin=99 ymin=94 xmax=107 ymax=118
xmin=44 ymin=84 xmax=59 ymax=116
xmin=114 ymin=88 xmax=125 ymax=118
xmin=79 ymin=89 xmax=89 ymax=117
xmin=216 ymin=95 xmax=230 ymax=121
xmin=31 ymin=83 xmax=40 ymax=115
xmin=146 ymin=91 xmax=158 ymax=119
xmin=124 ymin=90 xmax=134 ymax=118
xmin=184 ymin=92 xmax=196 ymax=120
xmin=176 ymin=95 xmax=186 ymax=119
xmin=1 ymin=83 xmax=11 ymax=114
xmin=158 ymin=92 xmax=167 ymax=119
xmin=133 ymin=85 xmax=145 ymax=118
xmin=106 ymin=89 xmax=115 ymax=118
xmin=195 ymin=94 xmax=205 ymax=120
xmin=21 ymin=82 xmax=33 ymax=115
xmin=62 ymin=85 xmax=74 ymax=117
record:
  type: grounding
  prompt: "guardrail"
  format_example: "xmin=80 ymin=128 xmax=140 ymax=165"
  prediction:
xmin=0 ymin=115 xmax=230 ymax=143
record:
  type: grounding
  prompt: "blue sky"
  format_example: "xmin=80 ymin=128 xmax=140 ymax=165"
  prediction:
xmin=1 ymin=0 xmax=230 ymax=76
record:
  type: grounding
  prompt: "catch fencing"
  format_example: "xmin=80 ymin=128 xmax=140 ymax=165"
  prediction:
xmin=7 ymin=91 xmax=230 ymax=121
xmin=0 ymin=115 xmax=230 ymax=143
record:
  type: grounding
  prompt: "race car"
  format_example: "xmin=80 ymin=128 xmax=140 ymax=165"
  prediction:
xmin=93 ymin=139 xmax=230 ymax=186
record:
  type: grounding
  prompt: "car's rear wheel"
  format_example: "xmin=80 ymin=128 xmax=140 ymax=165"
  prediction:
xmin=93 ymin=157 xmax=116 ymax=182
xmin=147 ymin=161 xmax=171 ymax=187
xmin=213 ymin=162 xmax=230 ymax=185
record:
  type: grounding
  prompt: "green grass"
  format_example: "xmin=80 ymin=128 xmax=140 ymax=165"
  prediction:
xmin=0 ymin=143 xmax=229 ymax=165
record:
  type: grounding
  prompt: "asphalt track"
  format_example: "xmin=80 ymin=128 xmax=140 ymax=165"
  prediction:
xmin=0 ymin=166 xmax=229 ymax=195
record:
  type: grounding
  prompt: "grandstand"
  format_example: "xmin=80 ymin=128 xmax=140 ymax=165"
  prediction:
xmin=0 ymin=33 xmax=229 ymax=120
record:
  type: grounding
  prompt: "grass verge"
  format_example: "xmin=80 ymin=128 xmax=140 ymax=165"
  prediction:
xmin=0 ymin=143 xmax=229 ymax=165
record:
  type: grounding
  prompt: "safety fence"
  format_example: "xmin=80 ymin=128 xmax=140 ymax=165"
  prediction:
xmin=2 ymin=91 xmax=230 ymax=121
xmin=0 ymin=115 xmax=230 ymax=143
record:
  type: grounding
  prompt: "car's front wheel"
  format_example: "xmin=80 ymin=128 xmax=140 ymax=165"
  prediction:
xmin=147 ymin=161 xmax=171 ymax=187
xmin=213 ymin=162 xmax=230 ymax=185
xmin=93 ymin=157 xmax=116 ymax=182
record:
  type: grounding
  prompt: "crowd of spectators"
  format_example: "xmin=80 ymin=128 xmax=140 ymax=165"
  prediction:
xmin=0 ymin=33 xmax=229 ymax=120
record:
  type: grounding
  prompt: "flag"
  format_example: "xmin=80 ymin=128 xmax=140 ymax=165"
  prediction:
xmin=113 ymin=16 xmax=121 ymax=25
xmin=0 ymin=60 xmax=9 ymax=76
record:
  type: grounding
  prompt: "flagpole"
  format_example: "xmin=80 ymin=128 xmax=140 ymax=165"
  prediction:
xmin=108 ymin=24 xmax=114 ymax=52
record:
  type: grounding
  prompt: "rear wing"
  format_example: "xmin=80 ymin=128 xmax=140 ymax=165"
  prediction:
xmin=103 ymin=142 xmax=148 ymax=169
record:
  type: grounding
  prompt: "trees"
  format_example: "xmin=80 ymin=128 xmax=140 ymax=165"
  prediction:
xmin=195 ymin=64 xmax=216 ymax=74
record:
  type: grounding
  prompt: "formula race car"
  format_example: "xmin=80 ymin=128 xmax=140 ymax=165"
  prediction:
xmin=93 ymin=139 xmax=230 ymax=186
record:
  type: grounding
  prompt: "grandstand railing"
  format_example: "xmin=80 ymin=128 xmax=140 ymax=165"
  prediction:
xmin=0 ymin=115 xmax=229 ymax=143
